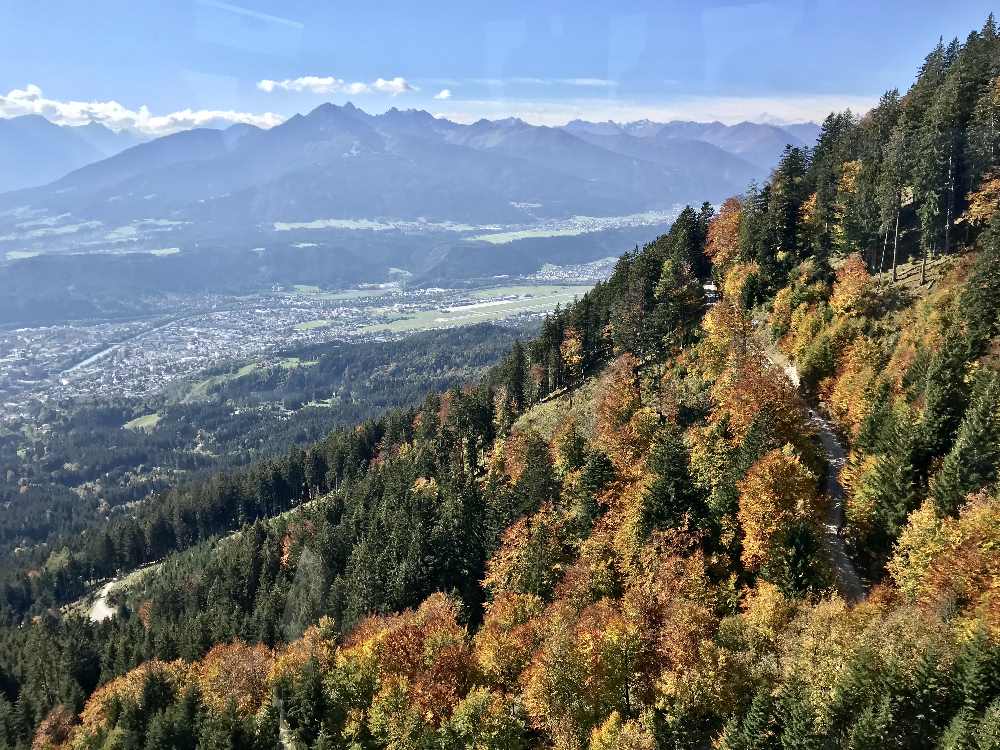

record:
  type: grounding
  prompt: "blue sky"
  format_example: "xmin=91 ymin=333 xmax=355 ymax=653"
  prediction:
xmin=0 ymin=0 xmax=996 ymax=134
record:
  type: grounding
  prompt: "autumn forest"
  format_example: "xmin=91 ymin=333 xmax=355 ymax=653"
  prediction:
xmin=5 ymin=15 xmax=1000 ymax=750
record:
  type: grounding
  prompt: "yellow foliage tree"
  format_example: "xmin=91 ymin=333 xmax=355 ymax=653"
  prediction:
xmin=784 ymin=302 xmax=825 ymax=362
xmin=737 ymin=447 xmax=818 ymax=572
xmin=443 ymin=687 xmax=529 ymax=749
xmin=474 ymin=592 xmax=545 ymax=689
xmin=720 ymin=262 xmax=761 ymax=304
xmin=76 ymin=660 xmax=193 ymax=742
xmin=705 ymin=197 xmax=743 ymax=272
xmin=829 ymin=253 xmax=875 ymax=318
xmin=799 ymin=192 xmax=819 ymax=249
xmin=961 ymin=171 xmax=1000 ymax=225
xmin=197 ymin=641 xmax=275 ymax=717
xmin=826 ymin=337 xmax=883 ymax=437
xmin=588 ymin=711 xmax=656 ymax=750
xmin=562 ymin=327 xmax=585 ymax=389
xmin=699 ymin=301 xmax=755 ymax=377
xmin=594 ymin=355 xmax=658 ymax=477
xmin=483 ymin=504 xmax=574 ymax=600
xmin=269 ymin=617 xmax=338 ymax=687
xmin=888 ymin=492 xmax=1000 ymax=636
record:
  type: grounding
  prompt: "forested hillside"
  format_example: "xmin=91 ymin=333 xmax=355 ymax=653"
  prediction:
xmin=4 ymin=17 xmax=1000 ymax=750
xmin=0 ymin=323 xmax=525 ymax=559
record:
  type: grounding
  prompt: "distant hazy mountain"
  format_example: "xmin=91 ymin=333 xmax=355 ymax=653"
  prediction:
xmin=564 ymin=118 xmax=822 ymax=170
xmin=0 ymin=115 xmax=145 ymax=193
xmin=0 ymin=105 xmax=829 ymax=324
xmin=779 ymin=122 xmax=824 ymax=145
xmin=563 ymin=129 xmax=760 ymax=199
xmin=70 ymin=121 xmax=145 ymax=156
xmin=0 ymin=104 xmax=824 ymax=316
xmin=659 ymin=121 xmax=817 ymax=170
xmin=0 ymin=103 xmax=777 ymax=246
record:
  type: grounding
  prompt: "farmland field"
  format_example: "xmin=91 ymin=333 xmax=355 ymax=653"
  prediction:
xmin=364 ymin=284 xmax=592 ymax=333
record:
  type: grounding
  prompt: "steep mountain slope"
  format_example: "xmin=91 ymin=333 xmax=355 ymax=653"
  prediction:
xmin=565 ymin=117 xmax=822 ymax=170
xmin=3 ymin=18 xmax=1000 ymax=750
xmin=41 ymin=127 xmax=232 ymax=196
xmin=0 ymin=107 xmax=808 ymax=259
xmin=69 ymin=122 xmax=145 ymax=157
xmin=0 ymin=116 xmax=104 ymax=192
xmin=13 ymin=206 xmax=999 ymax=750
xmin=0 ymin=115 xmax=143 ymax=193
xmin=567 ymin=128 xmax=762 ymax=195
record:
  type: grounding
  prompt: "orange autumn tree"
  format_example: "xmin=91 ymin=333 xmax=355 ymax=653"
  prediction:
xmin=30 ymin=706 xmax=74 ymax=750
xmin=623 ymin=536 xmax=724 ymax=725
xmin=371 ymin=593 xmax=475 ymax=726
xmin=594 ymin=354 xmax=658 ymax=477
xmin=518 ymin=533 xmax=717 ymax=750
xmin=561 ymin=327 xmax=585 ymax=391
xmin=197 ymin=641 xmax=275 ymax=717
xmin=737 ymin=446 xmax=818 ymax=572
xmin=889 ymin=492 xmax=1000 ymax=636
xmin=962 ymin=170 xmax=1000 ymax=225
xmin=829 ymin=252 xmax=876 ymax=317
xmin=710 ymin=354 xmax=809 ymax=453
xmin=705 ymin=197 xmax=743 ymax=271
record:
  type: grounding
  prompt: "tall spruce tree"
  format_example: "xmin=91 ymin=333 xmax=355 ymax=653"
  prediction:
xmin=930 ymin=371 xmax=1000 ymax=515
xmin=641 ymin=427 xmax=706 ymax=534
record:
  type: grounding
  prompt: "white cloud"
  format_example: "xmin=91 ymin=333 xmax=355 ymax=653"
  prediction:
xmin=433 ymin=89 xmax=452 ymax=101
xmin=0 ymin=84 xmax=283 ymax=136
xmin=257 ymin=75 xmax=416 ymax=96
xmin=372 ymin=77 xmax=416 ymax=95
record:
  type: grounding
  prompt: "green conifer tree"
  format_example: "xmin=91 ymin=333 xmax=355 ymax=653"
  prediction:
xmin=974 ymin=698 xmax=1000 ymax=750
xmin=778 ymin=681 xmax=819 ymax=750
xmin=641 ymin=427 xmax=706 ymax=534
xmin=931 ymin=372 xmax=1000 ymax=515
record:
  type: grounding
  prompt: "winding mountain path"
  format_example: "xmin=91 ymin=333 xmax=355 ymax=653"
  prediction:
xmin=763 ymin=343 xmax=867 ymax=603
xmin=87 ymin=580 xmax=119 ymax=622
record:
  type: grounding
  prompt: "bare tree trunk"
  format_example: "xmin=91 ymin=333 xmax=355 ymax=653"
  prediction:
xmin=921 ymin=244 xmax=929 ymax=285
xmin=891 ymin=207 xmax=900 ymax=282
xmin=878 ymin=229 xmax=889 ymax=286
xmin=944 ymin=153 xmax=954 ymax=255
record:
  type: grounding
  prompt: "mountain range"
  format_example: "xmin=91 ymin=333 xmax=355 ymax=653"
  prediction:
xmin=0 ymin=115 xmax=144 ymax=192
xmin=0 ymin=106 xmax=819 ymax=322
xmin=0 ymin=105 xmax=818 ymax=244
xmin=564 ymin=118 xmax=821 ymax=170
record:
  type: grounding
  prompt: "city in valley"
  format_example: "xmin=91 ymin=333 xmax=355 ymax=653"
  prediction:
xmin=0 ymin=259 xmax=613 ymax=425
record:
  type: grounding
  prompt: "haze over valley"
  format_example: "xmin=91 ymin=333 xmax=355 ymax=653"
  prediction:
xmin=0 ymin=104 xmax=819 ymax=426
xmin=0 ymin=105 xmax=819 ymax=324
